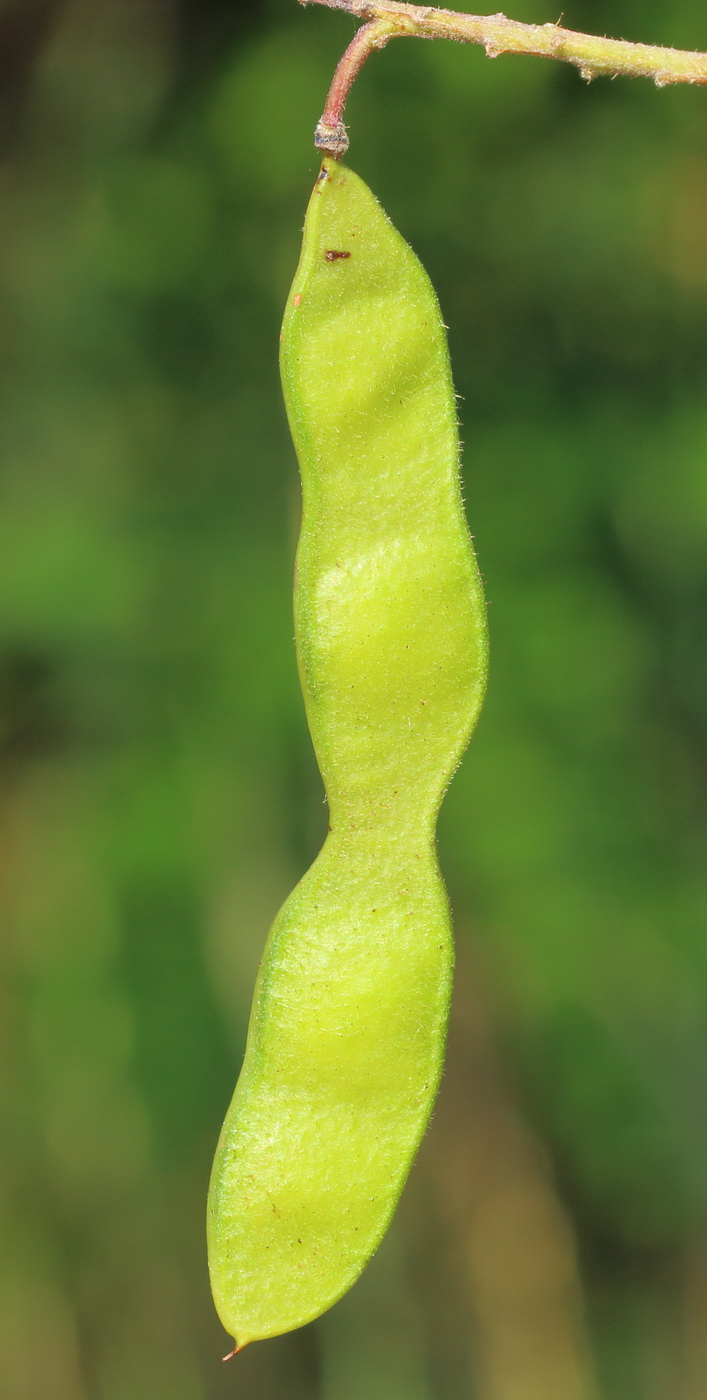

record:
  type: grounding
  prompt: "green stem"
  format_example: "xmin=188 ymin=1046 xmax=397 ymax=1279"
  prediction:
xmin=305 ymin=0 xmax=707 ymax=156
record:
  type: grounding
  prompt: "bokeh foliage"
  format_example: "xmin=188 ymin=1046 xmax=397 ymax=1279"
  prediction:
xmin=1 ymin=1 xmax=707 ymax=1396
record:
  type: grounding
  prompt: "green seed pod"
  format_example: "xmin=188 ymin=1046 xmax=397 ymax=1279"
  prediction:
xmin=208 ymin=157 xmax=487 ymax=1349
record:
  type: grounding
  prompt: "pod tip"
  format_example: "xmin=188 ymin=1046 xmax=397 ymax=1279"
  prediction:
xmin=222 ymin=1340 xmax=247 ymax=1361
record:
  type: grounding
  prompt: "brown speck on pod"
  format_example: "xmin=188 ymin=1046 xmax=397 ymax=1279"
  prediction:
xmin=324 ymin=249 xmax=351 ymax=261
xmin=293 ymin=293 xmax=302 ymax=307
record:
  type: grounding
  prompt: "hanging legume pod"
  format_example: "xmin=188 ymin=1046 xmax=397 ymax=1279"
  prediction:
xmin=208 ymin=157 xmax=487 ymax=1349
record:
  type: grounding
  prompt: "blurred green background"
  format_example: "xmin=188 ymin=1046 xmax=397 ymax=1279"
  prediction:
xmin=1 ymin=1 xmax=706 ymax=1396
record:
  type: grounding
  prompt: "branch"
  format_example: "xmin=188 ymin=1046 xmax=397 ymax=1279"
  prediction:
xmin=303 ymin=0 xmax=707 ymax=156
